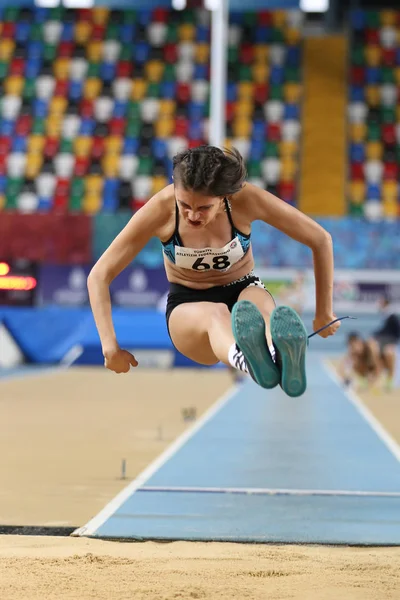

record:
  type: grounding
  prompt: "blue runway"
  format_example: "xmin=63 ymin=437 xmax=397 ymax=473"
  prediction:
xmin=75 ymin=354 xmax=400 ymax=545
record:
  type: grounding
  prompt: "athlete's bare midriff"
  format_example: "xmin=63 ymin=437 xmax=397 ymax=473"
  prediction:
xmin=157 ymin=186 xmax=255 ymax=290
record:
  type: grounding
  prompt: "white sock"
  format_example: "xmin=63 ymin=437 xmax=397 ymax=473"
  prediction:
xmin=269 ymin=344 xmax=276 ymax=363
xmin=228 ymin=343 xmax=249 ymax=373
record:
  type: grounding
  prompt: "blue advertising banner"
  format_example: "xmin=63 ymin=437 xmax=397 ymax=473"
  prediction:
xmin=37 ymin=265 xmax=169 ymax=309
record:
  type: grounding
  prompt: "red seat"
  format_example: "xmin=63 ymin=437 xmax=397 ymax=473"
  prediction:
xmin=163 ymin=43 xmax=178 ymax=64
xmin=350 ymin=66 xmax=365 ymax=86
xmin=258 ymin=11 xmax=272 ymax=25
xmin=382 ymin=124 xmax=396 ymax=145
xmin=55 ymin=177 xmax=70 ymax=197
xmin=226 ymin=101 xmax=235 ymax=122
xmin=0 ymin=136 xmax=12 ymax=155
xmin=74 ymin=156 xmax=90 ymax=177
xmin=54 ymin=79 xmax=69 ymax=97
xmin=44 ymin=137 xmax=60 ymax=159
xmin=176 ymin=83 xmax=191 ymax=103
xmin=188 ymin=139 xmax=204 ymax=149
xmin=80 ymin=99 xmax=94 ymax=118
xmin=239 ymin=43 xmax=254 ymax=65
xmin=350 ymin=163 xmax=364 ymax=179
xmin=92 ymin=136 xmax=105 ymax=159
xmin=267 ymin=123 xmax=282 ymax=142
xmin=382 ymin=48 xmax=396 ymax=67
xmin=58 ymin=42 xmax=75 ymax=58
xmin=278 ymin=181 xmax=295 ymax=203
xmin=383 ymin=161 xmax=398 ymax=180
xmin=2 ymin=22 xmax=15 ymax=38
xmin=0 ymin=155 xmax=7 ymax=175
xmin=92 ymin=24 xmax=106 ymax=40
xmin=10 ymin=57 xmax=25 ymax=76
xmin=116 ymin=61 xmax=133 ymax=78
xmin=15 ymin=115 xmax=32 ymax=136
xmin=254 ymin=83 xmax=269 ymax=104
xmin=153 ymin=8 xmax=169 ymax=22
xmin=53 ymin=193 xmax=69 ymax=213
xmin=365 ymin=29 xmax=379 ymax=45
xmin=77 ymin=8 xmax=92 ymax=21
xmin=109 ymin=117 xmax=126 ymax=136
xmin=174 ymin=116 xmax=189 ymax=137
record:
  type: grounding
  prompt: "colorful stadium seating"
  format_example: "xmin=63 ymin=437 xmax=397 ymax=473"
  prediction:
xmin=348 ymin=9 xmax=400 ymax=219
xmin=0 ymin=6 xmax=303 ymax=214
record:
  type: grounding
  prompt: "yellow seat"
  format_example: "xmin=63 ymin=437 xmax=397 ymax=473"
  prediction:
xmin=234 ymin=100 xmax=254 ymax=119
xmin=28 ymin=134 xmax=45 ymax=154
xmin=383 ymin=199 xmax=398 ymax=218
xmin=85 ymin=174 xmax=104 ymax=195
xmin=152 ymin=175 xmax=168 ymax=195
xmin=159 ymin=99 xmax=176 ymax=116
xmin=280 ymin=140 xmax=298 ymax=159
xmin=285 ymin=28 xmax=301 ymax=45
xmin=49 ymin=96 xmax=67 ymax=117
xmin=75 ymin=21 xmax=92 ymax=44
xmin=145 ymin=60 xmax=164 ymax=83
xmin=131 ymin=78 xmax=148 ymax=101
xmin=394 ymin=67 xmax=400 ymax=86
xmin=104 ymin=135 xmax=123 ymax=155
xmin=252 ymin=64 xmax=269 ymax=84
xmin=381 ymin=10 xmax=396 ymax=26
xmin=365 ymin=85 xmax=380 ymax=107
xmin=253 ymin=45 xmax=269 ymax=63
xmin=83 ymin=193 xmax=101 ymax=215
xmin=155 ymin=116 xmax=174 ymax=138
xmin=178 ymin=24 xmax=195 ymax=42
xmin=87 ymin=41 xmax=103 ymax=62
xmin=284 ymin=82 xmax=302 ymax=103
xmin=4 ymin=75 xmax=24 ymax=96
xmin=350 ymin=123 xmax=367 ymax=143
xmin=195 ymin=43 xmax=209 ymax=64
xmin=92 ymin=7 xmax=109 ymax=25
xmin=46 ymin=115 xmax=63 ymax=137
xmin=0 ymin=39 xmax=15 ymax=61
xmin=349 ymin=180 xmax=365 ymax=204
xmin=84 ymin=77 xmax=102 ymax=100
xmin=272 ymin=10 xmax=286 ymax=27
xmin=102 ymin=154 xmax=119 ymax=177
xmin=74 ymin=136 xmax=93 ymax=158
xmin=0 ymin=194 xmax=5 ymax=210
xmin=365 ymin=45 xmax=381 ymax=67
xmin=232 ymin=118 xmax=252 ymax=138
xmin=237 ymin=82 xmax=254 ymax=100
xmin=365 ymin=141 xmax=383 ymax=160
xmin=281 ymin=157 xmax=297 ymax=182
xmin=25 ymin=153 xmax=43 ymax=178
xmin=54 ymin=58 xmax=70 ymax=81
xmin=382 ymin=180 xmax=398 ymax=202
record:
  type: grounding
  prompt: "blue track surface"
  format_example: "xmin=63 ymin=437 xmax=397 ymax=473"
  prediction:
xmin=76 ymin=354 xmax=400 ymax=545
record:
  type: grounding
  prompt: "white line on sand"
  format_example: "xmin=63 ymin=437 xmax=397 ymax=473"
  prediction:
xmin=72 ymin=384 xmax=240 ymax=537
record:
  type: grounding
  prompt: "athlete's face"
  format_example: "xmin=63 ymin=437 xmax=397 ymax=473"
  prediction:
xmin=175 ymin=187 xmax=222 ymax=228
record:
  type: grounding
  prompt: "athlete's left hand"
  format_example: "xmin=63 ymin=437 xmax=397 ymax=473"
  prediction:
xmin=313 ymin=313 xmax=341 ymax=338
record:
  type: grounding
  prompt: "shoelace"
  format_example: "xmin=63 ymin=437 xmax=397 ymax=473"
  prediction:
xmin=308 ymin=315 xmax=357 ymax=339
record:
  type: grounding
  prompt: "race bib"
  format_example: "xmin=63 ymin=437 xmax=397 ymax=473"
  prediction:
xmin=175 ymin=237 xmax=245 ymax=272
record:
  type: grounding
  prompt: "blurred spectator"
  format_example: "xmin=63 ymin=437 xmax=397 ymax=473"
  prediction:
xmin=367 ymin=295 xmax=400 ymax=391
xmin=339 ymin=332 xmax=378 ymax=391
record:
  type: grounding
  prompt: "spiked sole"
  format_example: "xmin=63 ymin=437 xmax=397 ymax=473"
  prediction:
xmin=231 ymin=300 xmax=280 ymax=389
xmin=270 ymin=305 xmax=308 ymax=398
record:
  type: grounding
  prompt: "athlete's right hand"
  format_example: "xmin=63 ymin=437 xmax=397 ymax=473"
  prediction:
xmin=103 ymin=346 xmax=138 ymax=373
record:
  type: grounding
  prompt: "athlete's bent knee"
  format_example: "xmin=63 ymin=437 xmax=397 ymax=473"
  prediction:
xmin=208 ymin=302 xmax=230 ymax=327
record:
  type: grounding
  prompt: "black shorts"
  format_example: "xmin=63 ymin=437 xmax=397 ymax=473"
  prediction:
xmin=165 ymin=271 xmax=275 ymax=337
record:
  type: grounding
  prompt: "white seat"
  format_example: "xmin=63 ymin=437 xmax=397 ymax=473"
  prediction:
xmin=132 ymin=175 xmax=152 ymax=199
xmin=231 ymin=138 xmax=250 ymax=161
xmin=17 ymin=192 xmax=39 ymax=214
xmin=119 ymin=155 xmax=139 ymax=180
xmin=1 ymin=95 xmax=21 ymax=120
xmin=348 ymin=102 xmax=368 ymax=123
xmin=196 ymin=8 xmax=210 ymax=26
xmin=282 ymin=119 xmax=301 ymax=141
xmin=264 ymin=100 xmax=284 ymax=123
xmin=141 ymin=98 xmax=160 ymax=123
xmin=69 ymin=58 xmax=88 ymax=81
xmin=102 ymin=40 xmax=121 ymax=63
xmin=364 ymin=160 xmax=383 ymax=183
xmin=286 ymin=10 xmax=304 ymax=28
xmin=380 ymin=84 xmax=397 ymax=107
xmin=176 ymin=61 xmax=194 ymax=83
xmin=191 ymin=80 xmax=209 ymax=103
xmin=178 ymin=42 xmax=195 ymax=61
xmin=7 ymin=153 xmax=26 ymax=178
xmin=36 ymin=173 xmax=56 ymax=198
xmin=270 ymin=44 xmax=286 ymax=66
xmin=94 ymin=96 xmax=114 ymax=122
xmin=62 ymin=115 xmax=81 ymax=140
xmin=228 ymin=25 xmax=242 ymax=47
xmin=43 ymin=20 xmax=62 ymax=44
xmin=380 ymin=26 xmax=397 ymax=49
xmin=54 ymin=153 xmax=75 ymax=178
xmin=166 ymin=136 xmax=188 ymax=159
xmin=364 ymin=200 xmax=383 ymax=221
xmin=35 ymin=75 xmax=55 ymax=100
xmin=147 ymin=22 xmax=167 ymax=47
xmin=112 ymin=78 xmax=132 ymax=101
xmin=247 ymin=177 xmax=265 ymax=189
xmin=261 ymin=157 xmax=281 ymax=185
xmin=395 ymin=123 xmax=400 ymax=144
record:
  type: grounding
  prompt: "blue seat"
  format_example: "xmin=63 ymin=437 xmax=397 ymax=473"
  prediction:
xmin=229 ymin=12 xmax=244 ymax=25
xmin=79 ymin=118 xmax=95 ymax=136
xmin=100 ymin=62 xmax=116 ymax=83
xmin=69 ymin=80 xmax=83 ymax=101
xmin=396 ymin=48 xmax=400 ymax=66
xmin=255 ymin=26 xmax=271 ymax=44
xmin=38 ymin=197 xmax=52 ymax=212
xmin=25 ymin=57 xmax=42 ymax=79
xmin=284 ymin=103 xmax=300 ymax=120
xmin=61 ymin=23 xmax=74 ymax=42
xmin=227 ymin=82 xmax=237 ymax=102
xmin=366 ymin=67 xmax=380 ymax=84
xmin=27 ymin=42 xmax=43 ymax=60
xmin=137 ymin=9 xmax=152 ymax=27
xmin=134 ymin=41 xmax=150 ymax=64
xmin=252 ymin=119 xmax=265 ymax=141
xmin=270 ymin=65 xmax=284 ymax=85
xmin=196 ymin=25 xmax=209 ymax=43
xmin=249 ymin=140 xmax=264 ymax=161
xmin=120 ymin=24 xmax=136 ymax=43
xmin=12 ymin=135 xmax=27 ymax=153
xmin=32 ymin=99 xmax=48 ymax=118
xmin=103 ymin=179 xmax=120 ymax=212
xmin=193 ymin=64 xmax=208 ymax=80
xmin=350 ymin=9 xmax=366 ymax=31
xmin=152 ymin=138 xmax=167 ymax=160
xmin=160 ymin=81 xmax=176 ymax=99
xmin=189 ymin=121 xmax=203 ymax=140
xmin=15 ymin=22 xmax=31 ymax=44
xmin=113 ymin=100 xmax=128 ymax=118
xmin=349 ymin=86 xmax=364 ymax=102
xmin=188 ymin=102 xmax=206 ymax=121
xmin=366 ymin=182 xmax=381 ymax=200
xmin=123 ymin=137 xmax=139 ymax=154
xmin=33 ymin=7 xmax=48 ymax=22
xmin=0 ymin=175 xmax=6 ymax=193
xmin=349 ymin=142 xmax=365 ymax=163
xmin=286 ymin=46 xmax=301 ymax=67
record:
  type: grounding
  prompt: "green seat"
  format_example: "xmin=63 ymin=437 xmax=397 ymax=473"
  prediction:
xmin=0 ymin=62 xmax=9 ymax=79
xmin=106 ymin=24 xmax=119 ymax=40
xmin=6 ymin=177 xmax=23 ymax=208
xmin=238 ymin=65 xmax=252 ymax=81
xmin=4 ymin=7 xmax=19 ymax=21
xmin=87 ymin=62 xmax=100 ymax=78
xmin=49 ymin=6 xmax=65 ymax=20
xmin=349 ymin=203 xmax=364 ymax=216
xmin=351 ymin=45 xmax=365 ymax=66
xmin=285 ymin=66 xmax=301 ymax=83
xmin=60 ymin=139 xmax=74 ymax=153
xmin=382 ymin=107 xmax=396 ymax=123
xmin=166 ymin=24 xmax=178 ymax=44
xmin=120 ymin=44 xmax=132 ymax=61
xmin=162 ymin=64 xmax=176 ymax=82
xmin=147 ymin=82 xmax=161 ymax=98
xmin=264 ymin=141 xmax=279 ymax=158
xmin=271 ymin=28 xmax=284 ymax=43
xmin=123 ymin=11 xmax=137 ymax=25
xmin=181 ymin=9 xmax=195 ymax=24
xmin=396 ymin=145 xmax=400 ymax=162
xmin=270 ymin=84 xmax=284 ymax=101
xmin=228 ymin=47 xmax=239 ymax=64
xmin=137 ymin=157 xmax=154 ymax=176
xmin=30 ymin=23 xmax=44 ymax=42
xmin=367 ymin=122 xmax=381 ymax=141
xmin=127 ymin=101 xmax=141 ymax=120
xmin=43 ymin=44 xmax=57 ymax=62
xmin=32 ymin=118 xmax=46 ymax=135
xmin=382 ymin=67 xmax=395 ymax=84
xmin=366 ymin=10 xmax=380 ymax=28
xmin=244 ymin=12 xmax=257 ymax=28
xmin=247 ymin=161 xmax=262 ymax=178
xmin=126 ymin=121 xmax=141 ymax=137
xmin=23 ymin=79 xmax=36 ymax=101
xmin=69 ymin=178 xmax=84 ymax=211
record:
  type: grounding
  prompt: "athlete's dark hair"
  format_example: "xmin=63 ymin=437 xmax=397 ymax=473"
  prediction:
xmin=172 ymin=145 xmax=247 ymax=197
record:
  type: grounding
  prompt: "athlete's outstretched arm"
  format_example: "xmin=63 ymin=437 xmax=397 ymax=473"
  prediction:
xmin=87 ymin=193 xmax=168 ymax=372
xmin=243 ymin=182 xmax=339 ymax=338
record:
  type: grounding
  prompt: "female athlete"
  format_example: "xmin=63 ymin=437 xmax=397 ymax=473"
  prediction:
xmin=88 ymin=145 xmax=340 ymax=397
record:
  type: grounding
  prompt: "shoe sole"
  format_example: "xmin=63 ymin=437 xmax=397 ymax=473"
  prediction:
xmin=231 ymin=300 xmax=280 ymax=389
xmin=271 ymin=305 xmax=308 ymax=398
